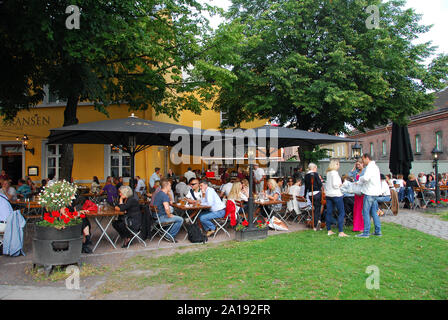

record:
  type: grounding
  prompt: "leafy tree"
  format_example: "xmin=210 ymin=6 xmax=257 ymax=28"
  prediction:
xmin=210 ymin=0 xmax=448 ymax=135
xmin=0 ymin=0 xmax=230 ymax=180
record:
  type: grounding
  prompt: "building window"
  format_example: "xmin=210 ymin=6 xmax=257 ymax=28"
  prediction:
xmin=415 ymin=134 xmax=421 ymax=153
xmin=110 ymin=146 xmax=131 ymax=178
xmin=436 ymin=131 xmax=443 ymax=151
xmin=370 ymin=143 xmax=374 ymax=156
xmin=43 ymin=85 xmax=65 ymax=104
xmin=46 ymin=144 xmax=61 ymax=179
xmin=382 ymin=140 xmax=386 ymax=156
xmin=220 ymin=111 xmax=228 ymax=124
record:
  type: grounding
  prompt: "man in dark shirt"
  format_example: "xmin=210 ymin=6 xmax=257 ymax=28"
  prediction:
xmin=153 ymin=179 xmax=183 ymax=242
xmin=304 ymin=163 xmax=323 ymax=231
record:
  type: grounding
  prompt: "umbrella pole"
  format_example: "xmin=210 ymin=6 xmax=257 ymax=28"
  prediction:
xmin=311 ymin=175 xmax=314 ymax=229
xmin=130 ymin=152 xmax=135 ymax=191
xmin=248 ymin=162 xmax=254 ymax=229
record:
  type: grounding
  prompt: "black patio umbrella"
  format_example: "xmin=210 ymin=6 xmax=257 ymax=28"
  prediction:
xmin=47 ymin=114 xmax=218 ymax=188
xmin=203 ymin=125 xmax=357 ymax=232
xmin=389 ymin=122 xmax=414 ymax=180
xmin=206 ymin=124 xmax=357 ymax=173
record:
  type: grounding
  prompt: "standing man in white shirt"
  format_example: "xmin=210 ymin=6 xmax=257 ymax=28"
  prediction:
xmin=149 ymin=167 xmax=161 ymax=190
xmin=356 ymin=153 xmax=382 ymax=238
xmin=135 ymin=176 xmax=147 ymax=196
xmin=253 ymin=164 xmax=265 ymax=194
xmin=184 ymin=167 xmax=196 ymax=184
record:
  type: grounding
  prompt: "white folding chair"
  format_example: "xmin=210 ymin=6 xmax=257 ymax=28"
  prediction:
xmin=235 ymin=200 xmax=247 ymax=221
xmin=293 ymin=196 xmax=312 ymax=224
xmin=124 ymin=216 xmax=147 ymax=248
xmin=149 ymin=206 xmax=176 ymax=247
xmin=212 ymin=214 xmax=230 ymax=239
xmin=279 ymin=193 xmax=293 ymax=222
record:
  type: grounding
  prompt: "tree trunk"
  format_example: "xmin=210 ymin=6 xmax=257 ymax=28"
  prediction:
xmin=59 ymin=94 xmax=79 ymax=181
xmin=298 ymin=145 xmax=313 ymax=171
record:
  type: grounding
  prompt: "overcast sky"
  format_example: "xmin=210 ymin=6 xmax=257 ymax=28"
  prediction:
xmin=204 ymin=0 xmax=448 ymax=58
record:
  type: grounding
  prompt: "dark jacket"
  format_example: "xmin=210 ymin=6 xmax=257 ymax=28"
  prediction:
xmin=304 ymin=172 xmax=323 ymax=196
xmin=118 ymin=197 xmax=142 ymax=231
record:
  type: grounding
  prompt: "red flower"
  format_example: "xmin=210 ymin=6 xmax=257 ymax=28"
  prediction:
xmin=44 ymin=212 xmax=50 ymax=218
xmin=242 ymin=220 xmax=249 ymax=227
xmin=266 ymin=221 xmax=270 ymax=225
xmin=63 ymin=218 xmax=70 ymax=224
xmin=257 ymin=220 xmax=262 ymax=223
xmin=64 ymin=208 xmax=70 ymax=214
xmin=44 ymin=216 xmax=55 ymax=224
xmin=72 ymin=211 xmax=79 ymax=217
xmin=430 ymin=200 xmax=435 ymax=203
xmin=51 ymin=211 xmax=60 ymax=218
xmin=80 ymin=213 xmax=86 ymax=219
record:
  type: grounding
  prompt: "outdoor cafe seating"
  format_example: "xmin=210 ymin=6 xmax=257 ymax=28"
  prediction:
xmin=149 ymin=205 xmax=177 ymax=247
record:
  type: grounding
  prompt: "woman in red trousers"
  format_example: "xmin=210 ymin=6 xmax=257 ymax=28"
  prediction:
xmin=349 ymin=160 xmax=365 ymax=232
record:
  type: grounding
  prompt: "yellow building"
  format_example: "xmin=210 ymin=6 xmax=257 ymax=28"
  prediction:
xmin=0 ymin=97 xmax=267 ymax=185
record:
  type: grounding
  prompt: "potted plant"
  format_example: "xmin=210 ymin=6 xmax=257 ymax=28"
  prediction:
xmin=234 ymin=218 xmax=269 ymax=242
xmin=425 ymin=198 xmax=448 ymax=213
xmin=33 ymin=180 xmax=85 ymax=275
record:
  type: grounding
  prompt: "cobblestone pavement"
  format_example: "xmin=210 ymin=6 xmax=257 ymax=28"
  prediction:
xmin=381 ymin=208 xmax=448 ymax=240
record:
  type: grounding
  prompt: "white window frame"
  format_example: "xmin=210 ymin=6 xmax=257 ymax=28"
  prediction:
xmin=104 ymin=145 xmax=133 ymax=182
xmin=382 ymin=140 xmax=387 ymax=156
xmin=42 ymin=141 xmax=61 ymax=179
xmin=370 ymin=143 xmax=374 ymax=157
xmin=436 ymin=131 xmax=443 ymax=151
xmin=415 ymin=134 xmax=421 ymax=153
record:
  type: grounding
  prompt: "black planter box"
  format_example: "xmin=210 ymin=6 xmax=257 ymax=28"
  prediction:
xmin=235 ymin=227 xmax=268 ymax=242
xmin=33 ymin=224 xmax=83 ymax=275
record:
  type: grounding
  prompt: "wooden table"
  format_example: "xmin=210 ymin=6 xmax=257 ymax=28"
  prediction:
xmin=11 ymin=200 xmax=44 ymax=222
xmin=171 ymin=203 xmax=211 ymax=239
xmin=85 ymin=207 xmax=124 ymax=252
xmin=254 ymin=199 xmax=286 ymax=225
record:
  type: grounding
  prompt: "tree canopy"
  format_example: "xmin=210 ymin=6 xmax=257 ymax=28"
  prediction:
xmin=0 ymin=0 xmax=231 ymax=120
xmin=0 ymin=0 xmax=232 ymax=179
xmin=207 ymin=0 xmax=448 ymax=134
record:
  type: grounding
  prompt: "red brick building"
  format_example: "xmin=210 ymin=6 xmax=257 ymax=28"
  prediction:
xmin=348 ymin=88 xmax=448 ymax=162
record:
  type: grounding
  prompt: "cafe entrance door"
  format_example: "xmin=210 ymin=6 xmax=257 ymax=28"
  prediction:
xmin=1 ymin=144 xmax=23 ymax=185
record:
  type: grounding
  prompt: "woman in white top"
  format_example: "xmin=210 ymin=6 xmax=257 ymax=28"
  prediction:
xmin=287 ymin=178 xmax=302 ymax=215
xmin=91 ymin=176 xmax=101 ymax=194
xmin=324 ymin=160 xmax=349 ymax=237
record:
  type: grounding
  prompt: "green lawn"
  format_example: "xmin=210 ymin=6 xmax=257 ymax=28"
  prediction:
xmin=422 ymin=209 xmax=448 ymax=221
xmin=101 ymin=223 xmax=448 ymax=300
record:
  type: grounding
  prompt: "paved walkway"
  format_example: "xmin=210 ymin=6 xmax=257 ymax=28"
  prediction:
xmin=1 ymin=211 xmax=447 ymax=300
xmin=381 ymin=208 xmax=448 ymax=240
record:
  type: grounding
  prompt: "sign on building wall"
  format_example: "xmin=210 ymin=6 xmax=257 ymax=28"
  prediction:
xmin=1 ymin=114 xmax=51 ymax=128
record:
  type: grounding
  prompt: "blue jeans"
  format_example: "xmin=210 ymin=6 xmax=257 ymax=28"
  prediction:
xmin=326 ymin=196 xmax=346 ymax=232
xmin=362 ymin=195 xmax=381 ymax=235
xmin=199 ymin=209 xmax=226 ymax=231
xmin=398 ymin=187 xmax=405 ymax=202
xmin=377 ymin=196 xmax=391 ymax=203
xmin=158 ymin=214 xmax=183 ymax=238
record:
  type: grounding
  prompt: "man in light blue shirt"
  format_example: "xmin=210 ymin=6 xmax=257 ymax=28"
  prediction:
xmin=199 ymin=179 xmax=226 ymax=237
xmin=149 ymin=167 xmax=161 ymax=190
xmin=0 ymin=193 xmax=13 ymax=233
